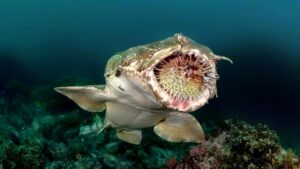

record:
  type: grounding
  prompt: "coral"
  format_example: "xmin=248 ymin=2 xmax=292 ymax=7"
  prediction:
xmin=0 ymin=79 xmax=299 ymax=169
xmin=0 ymin=136 xmax=46 ymax=169
xmin=277 ymin=149 xmax=300 ymax=169
xmin=166 ymin=158 xmax=177 ymax=169
xmin=103 ymin=154 xmax=119 ymax=168
xmin=174 ymin=132 xmax=227 ymax=169
xmin=143 ymin=146 xmax=177 ymax=169
xmin=171 ymin=119 xmax=300 ymax=169
xmin=45 ymin=157 xmax=103 ymax=169
xmin=223 ymin=119 xmax=281 ymax=168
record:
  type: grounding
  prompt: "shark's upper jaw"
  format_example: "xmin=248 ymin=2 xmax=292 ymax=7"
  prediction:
xmin=119 ymin=34 xmax=230 ymax=112
xmin=146 ymin=48 xmax=218 ymax=112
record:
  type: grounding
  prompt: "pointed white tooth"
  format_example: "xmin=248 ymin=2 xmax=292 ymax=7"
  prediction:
xmin=188 ymin=51 xmax=194 ymax=55
xmin=204 ymin=77 xmax=210 ymax=82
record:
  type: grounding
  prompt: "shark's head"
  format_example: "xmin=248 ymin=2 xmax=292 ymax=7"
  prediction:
xmin=109 ymin=34 xmax=232 ymax=112
xmin=54 ymin=34 xmax=232 ymax=144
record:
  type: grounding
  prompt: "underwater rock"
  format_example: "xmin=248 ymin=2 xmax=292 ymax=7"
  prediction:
xmin=277 ymin=149 xmax=300 ymax=169
xmin=103 ymin=154 xmax=119 ymax=168
xmin=46 ymin=157 xmax=103 ymax=169
xmin=173 ymin=132 xmax=228 ymax=169
xmin=170 ymin=119 xmax=300 ymax=169
xmin=0 ymin=137 xmax=46 ymax=169
xmin=66 ymin=157 xmax=103 ymax=169
xmin=47 ymin=141 xmax=69 ymax=160
xmin=0 ymin=81 xmax=299 ymax=169
xmin=224 ymin=119 xmax=281 ymax=168
xmin=105 ymin=142 xmax=120 ymax=154
xmin=32 ymin=115 xmax=56 ymax=132
xmin=144 ymin=146 xmax=177 ymax=169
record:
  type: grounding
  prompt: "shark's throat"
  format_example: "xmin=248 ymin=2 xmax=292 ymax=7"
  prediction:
xmin=154 ymin=51 xmax=216 ymax=104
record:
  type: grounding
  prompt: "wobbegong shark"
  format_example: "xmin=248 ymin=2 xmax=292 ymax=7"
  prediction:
xmin=55 ymin=34 xmax=232 ymax=145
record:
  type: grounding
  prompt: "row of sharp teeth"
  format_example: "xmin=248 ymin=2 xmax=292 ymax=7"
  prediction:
xmin=173 ymin=51 xmax=207 ymax=65
xmin=173 ymin=49 xmax=201 ymax=56
xmin=173 ymin=50 xmax=200 ymax=57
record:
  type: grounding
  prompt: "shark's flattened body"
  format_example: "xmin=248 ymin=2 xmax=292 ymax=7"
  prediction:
xmin=55 ymin=34 xmax=232 ymax=144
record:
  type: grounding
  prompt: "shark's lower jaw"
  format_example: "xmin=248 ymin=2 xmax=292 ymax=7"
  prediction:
xmin=152 ymin=51 xmax=218 ymax=111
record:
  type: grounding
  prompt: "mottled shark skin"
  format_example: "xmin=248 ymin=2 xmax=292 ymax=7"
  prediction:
xmin=55 ymin=34 xmax=232 ymax=145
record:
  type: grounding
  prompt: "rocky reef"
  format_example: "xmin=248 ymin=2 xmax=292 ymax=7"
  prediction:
xmin=169 ymin=120 xmax=300 ymax=169
xmin=0 ymin=79 xmax=299 ymax=169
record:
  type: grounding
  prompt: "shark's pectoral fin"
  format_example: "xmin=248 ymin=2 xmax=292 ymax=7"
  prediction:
xmin=154 ymin=113 xmax=205 ymax=143
xmin=55 ymin=85 xmax=112 ymax=113
xmin=116 ymin=130 xmax=142 ymax=145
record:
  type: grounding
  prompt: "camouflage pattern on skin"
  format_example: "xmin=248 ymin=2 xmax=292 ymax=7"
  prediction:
xmin=55 ymin=34 xmax=232 ymax=144
xmin=105 ymin=34 xmax=231 ymax=112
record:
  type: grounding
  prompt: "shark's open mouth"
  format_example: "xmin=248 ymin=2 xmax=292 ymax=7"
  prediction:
xmin=153 ymin=51 xmax=218 ymax=111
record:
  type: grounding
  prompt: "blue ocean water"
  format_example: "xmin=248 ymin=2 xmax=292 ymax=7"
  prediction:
xmin=0 ymin=0 xmax=299 ymax=153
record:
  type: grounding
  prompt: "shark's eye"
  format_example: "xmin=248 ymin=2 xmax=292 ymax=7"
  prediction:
xmin=115 ymin=69 xmax=121 ymax=77
xmin=154 ymin=51 xmax=217 ymax=102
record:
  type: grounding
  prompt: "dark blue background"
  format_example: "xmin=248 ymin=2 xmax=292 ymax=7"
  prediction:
xmin=0 ymin=0 xmax=299 ymax=149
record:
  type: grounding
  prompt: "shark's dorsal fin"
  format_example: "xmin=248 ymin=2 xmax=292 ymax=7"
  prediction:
xmin=55 ymin=85 xmax=113 ymax=113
